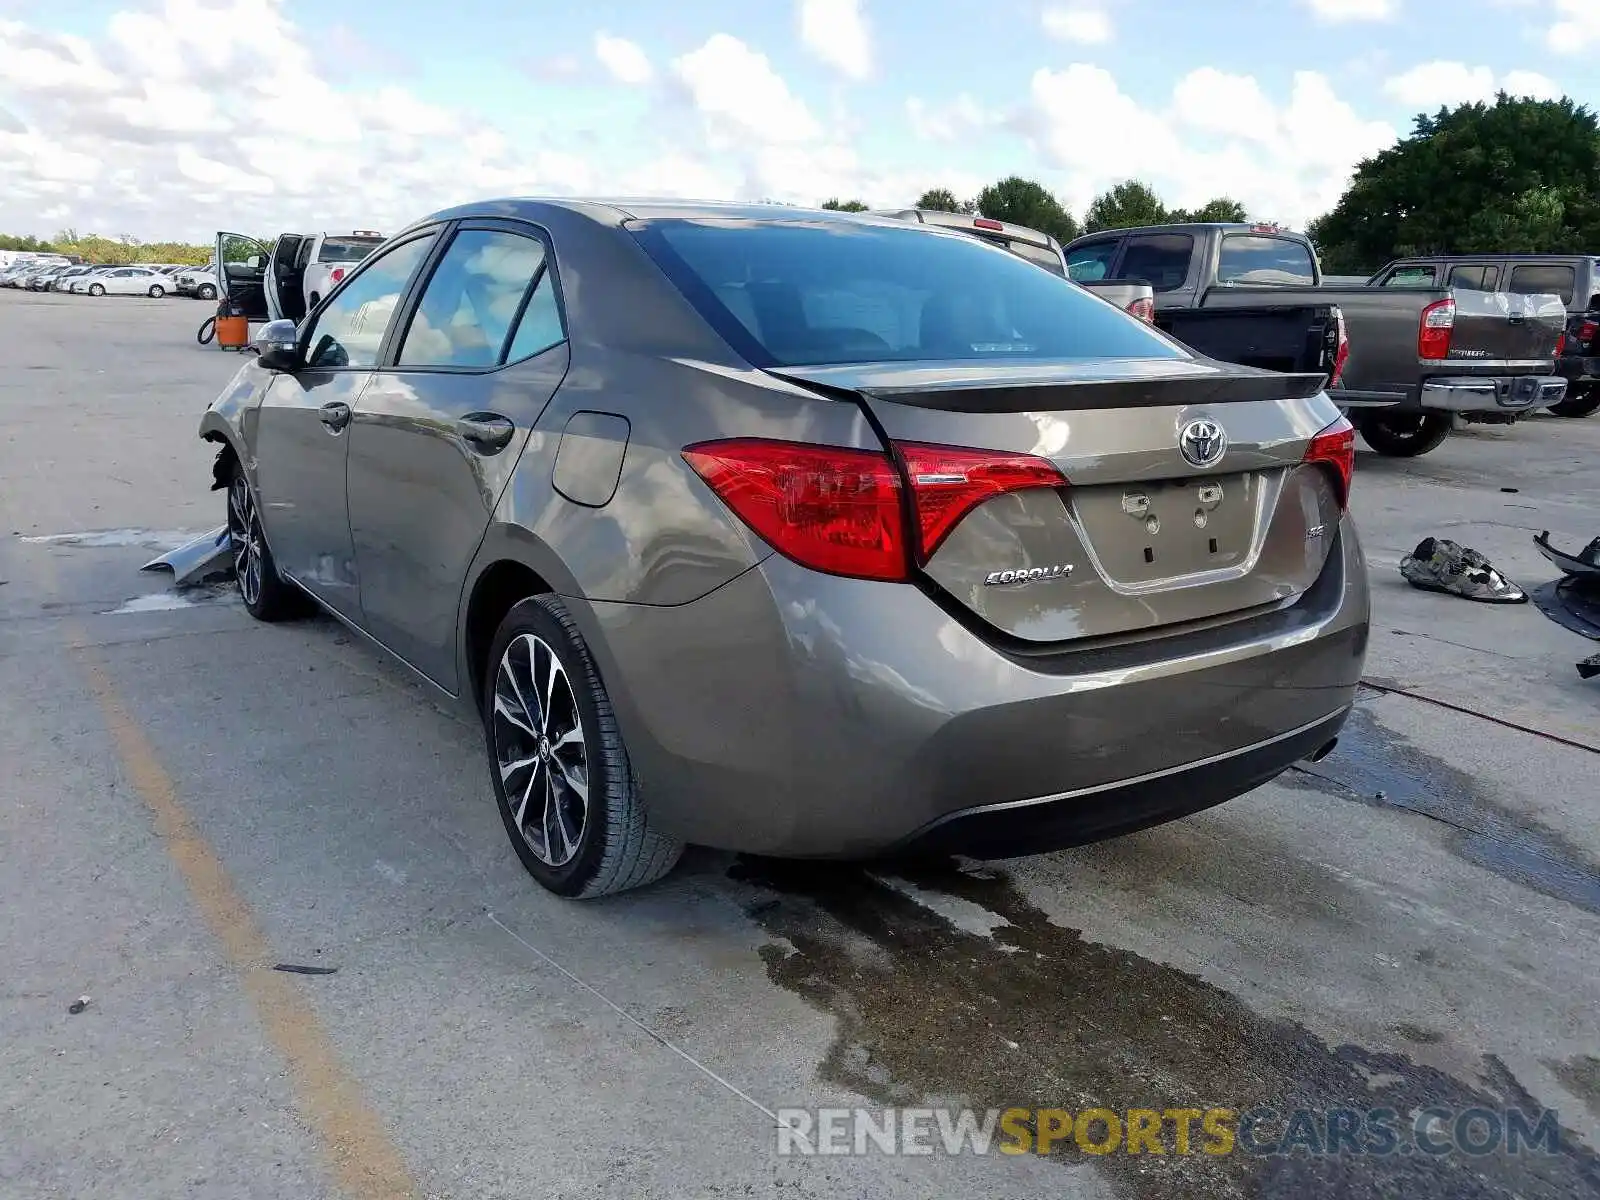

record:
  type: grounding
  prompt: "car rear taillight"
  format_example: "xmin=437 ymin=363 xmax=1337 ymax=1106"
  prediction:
xmin=1557 ymin=334 xmax=1567 ymax=357
xmin=1330 ymin=308 xmax=1350 ymax=387
xmin=1126 ymin=296 xmax=1155 ymax=323
xmin=895 ymin=442 xmax=1069 ymax=560
xmin=682 ymin=440 xmax=906 ymax=580
xmin=682 ymin=438 xmax=1068 ymax=580
xmin=1303 ymin=415 xmax=1356 ymax=510
xmin=1579 ymin=318 xmax=1597 ymax=347
xmin=973 ymin=217 xmax=1004 ymax=231
xmin=1418 ymin=297 xmax=1454 ymax=360
xmin=331 ymin=267 xmax=346 ymax=283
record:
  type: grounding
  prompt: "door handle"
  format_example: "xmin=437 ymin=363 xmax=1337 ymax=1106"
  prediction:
xmin=319 ymin=401 xmax=352 ymax=433
xmin=456 ymin=413 xmax=516 ymax=452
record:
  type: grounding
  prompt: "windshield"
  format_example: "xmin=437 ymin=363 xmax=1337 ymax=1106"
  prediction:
xmin=629 ymin=218 xmax=1183 ymax=367
xmin=318 ymin=237 xmax=384 ymax=263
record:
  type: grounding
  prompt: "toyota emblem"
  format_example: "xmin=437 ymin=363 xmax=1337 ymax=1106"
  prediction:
xmin=1179 ymin=417 xmax=1227 ymax=469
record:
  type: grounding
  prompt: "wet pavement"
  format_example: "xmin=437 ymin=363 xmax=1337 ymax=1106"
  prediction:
xmin=2 ymin=291 xmax=1598 ymax=1199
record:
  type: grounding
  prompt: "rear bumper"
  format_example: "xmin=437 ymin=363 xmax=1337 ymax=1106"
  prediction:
xmin=570 ymin=516 xmax=1370 ymax=859
xmin=1420 ymin=375 xmax=1566 ymax=413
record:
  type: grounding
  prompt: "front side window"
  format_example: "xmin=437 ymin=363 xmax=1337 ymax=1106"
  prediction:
xmin=1118 ymin=234 xmax=1193 ymax=291
xmin=630 ymin=218 xmax=1184 ymax=368
xmin=398 ymin=229 xmax=551 ymax=369
xmin=1065 ymin=239 xmax=1118 ymax=281
xmin=305 ymin=235 xmax=435 ymax=370
xmin=1383 ymin=266 xmax=1436 ymax=286
xmin=1217 ymin=235 xmax=1315 ymax=286
xmin=1507 ymin=263 xmax=1576 ymax=305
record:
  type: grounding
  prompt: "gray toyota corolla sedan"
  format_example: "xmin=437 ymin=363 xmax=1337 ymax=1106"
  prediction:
xmin=198 ymin=198 xmax=1369 ymax=898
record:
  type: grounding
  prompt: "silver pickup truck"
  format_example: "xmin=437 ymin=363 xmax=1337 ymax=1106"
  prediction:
xmin=1063 ymin=222 xmax=1568 ymax=456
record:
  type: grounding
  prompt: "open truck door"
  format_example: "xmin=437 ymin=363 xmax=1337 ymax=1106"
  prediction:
xmin=215 ymin=231 xmax=275 ymax=321
xmin=267 ymin=234 xmax=307 ymax=324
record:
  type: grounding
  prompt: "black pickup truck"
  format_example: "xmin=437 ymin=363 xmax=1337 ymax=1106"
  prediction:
xmin=1063 ymin=223 xmax=1569 ymax=456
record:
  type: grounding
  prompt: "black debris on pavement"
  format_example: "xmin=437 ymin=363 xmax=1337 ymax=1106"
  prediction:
xmin=272 ymin=964 xmax=338 ymax=975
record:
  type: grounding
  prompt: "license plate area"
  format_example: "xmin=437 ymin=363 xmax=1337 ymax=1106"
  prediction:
xmin=1069 ymin=472 xmax=1259 ymax=584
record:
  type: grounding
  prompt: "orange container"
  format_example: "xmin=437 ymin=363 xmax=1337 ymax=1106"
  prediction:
xmin=216 ymin=315 xmax=249 ymax=349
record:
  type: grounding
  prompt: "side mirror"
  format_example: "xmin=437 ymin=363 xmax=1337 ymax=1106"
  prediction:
xmin=245 ymin=254 xmax=265 ymax=271
xmin=253 ymin=319 xmax=302 ymax=371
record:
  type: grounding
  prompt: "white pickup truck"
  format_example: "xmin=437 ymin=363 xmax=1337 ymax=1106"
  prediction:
xmin=214 ymin=229 xmax=385 ymax=323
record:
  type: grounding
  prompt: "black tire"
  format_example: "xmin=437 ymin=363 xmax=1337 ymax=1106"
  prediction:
xmin=483 ymin=595 xmax=682 ymax=898
xmin=1548 ymin=386 xmax=1600 ymax=418
xmin=88 ymin=283 xmax=105 ymax=297
xmin=148 ymin=284 xmax=165 ymax=298
xmin=1354 ymin=411 xmax=1452 ymax=457
xmin=226 ymin=460 xmax=310 ymax=621
xmin=197 ymin=284 xmax=217 ymax=301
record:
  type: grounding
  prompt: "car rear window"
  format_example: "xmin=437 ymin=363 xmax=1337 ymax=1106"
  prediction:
xmin=1217 ymin=235 xmax=1315 ymax=285
xmin=629 ymin=218 xmax=1185 ymax=368
xmin=1507 ymin=263 xmax=1576 ymax=305
xmin=318 ymin=237 xmax=384 ymax=263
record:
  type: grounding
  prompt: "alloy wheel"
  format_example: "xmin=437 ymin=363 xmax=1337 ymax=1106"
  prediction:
xmin=227 ymin=475 xmax=264 ymax=607
xmin=491 ymin=633 xmax=589 ymax=867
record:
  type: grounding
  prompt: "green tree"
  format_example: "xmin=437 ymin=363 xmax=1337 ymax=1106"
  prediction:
xmin=974 ymin=176 xmax=1078 ymax=243
xmin=915 ymin=187 xmax=975 ymax=213
xmin=1171 ymin=197 xmax=1248 ymax=223
xmin=1308 ymin=93 xmax=1600 ymax=274
xmin=820 ymin=198 xmax=869 ymax=211
xmin=1083 ymin=180 xmax=1170 ymax=233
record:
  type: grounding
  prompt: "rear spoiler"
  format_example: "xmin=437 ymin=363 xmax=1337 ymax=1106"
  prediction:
xmin=775 ymin=369 xmax=1328 ymax=414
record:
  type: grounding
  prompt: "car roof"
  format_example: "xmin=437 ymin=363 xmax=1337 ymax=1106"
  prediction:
xmin=1386 ymin=253 xmax=1600 ymax=263
xmin=413 ymin=196 xmax=923 ymax=231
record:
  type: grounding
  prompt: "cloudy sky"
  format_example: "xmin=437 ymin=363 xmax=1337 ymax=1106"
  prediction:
xmin=0 ymin=0 xmax=1592 ymax=242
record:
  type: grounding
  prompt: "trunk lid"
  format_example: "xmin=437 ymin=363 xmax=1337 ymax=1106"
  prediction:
xmin=1447 ymin=289 xmax=1566 ymax=363
xmin=774 ymin=357 xmax=1346 ymax=644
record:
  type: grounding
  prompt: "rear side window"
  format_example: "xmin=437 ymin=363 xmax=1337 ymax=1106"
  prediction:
xmin=318 ymin=237 xmax=384 ymax=263
xmin=1383 ymin=266 xmax=1436 ymax=286
xmin=630 ymin=218 xmax=1184 ymax=368
xmin=1118 ymin=234 xmax=1193 ymax=291
xmin=1065 ymin=239 xmax=1118 ymax=281
xmin=1447 ymin=264 xmax=1497 ymax=291
xmin=1507 ymin=263 xmax=1576 ymax=305
xmin=398 ymin=230 xmax=549 ymax=369
xmin=1217 ymin=235 xmax=1315 ymax=285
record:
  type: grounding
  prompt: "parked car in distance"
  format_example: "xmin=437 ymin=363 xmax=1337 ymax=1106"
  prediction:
xmin=1367 ymin=254 xmax=1600 ymax=419
xmin=1065 ymin=223 xmax=1567 ymax=456
xmin=48 ymin=265 xmax=99 ymax=291
xmin=76 ymin=265 xmax=172 ymax=297
xmin=202 ymin=199 xmax=1368 ymax=898
xmin=175 ymin=263 xmax=220 ymax=299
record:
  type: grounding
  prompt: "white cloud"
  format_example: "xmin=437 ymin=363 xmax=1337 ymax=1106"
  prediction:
xmin=673 ymin=34 xmax=822 ymax=144
xmin=1384 ymin=61 xmax=1560 ymax=108
xmin=905 ymin=94 xmax=992 ymax=142
xmin=594 ymin=33 xmax=652 ymax=85
xmin=799 ymin=0 xmax=872 ymax=80
xmin=1305 ymin=0 xmax=1397 ymax=21
xmin=1023 ymin=64 xmax=1396 ymax=227
xmin=1548 ymin=0 xmax=1600 ymax=52
xmin=1041 ymin=7 xmax=1113 ymax=44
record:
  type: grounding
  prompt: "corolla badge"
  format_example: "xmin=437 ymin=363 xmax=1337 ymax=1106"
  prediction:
xmin=1179 ymin=417 xmax=1228 ymax=468
xmin=985 ymin=564 xmax=1074 ymax=586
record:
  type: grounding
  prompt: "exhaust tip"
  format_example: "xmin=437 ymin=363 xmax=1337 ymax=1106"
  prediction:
xmin=1306 ymin=737 xmax=1339 ymax=763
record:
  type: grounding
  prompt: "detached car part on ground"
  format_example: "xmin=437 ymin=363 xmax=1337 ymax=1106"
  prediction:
xmin=1062 ymin=223 xmax=1569 ymax=457
xmin=199 ymin=201 xmax=1369 ymax=898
